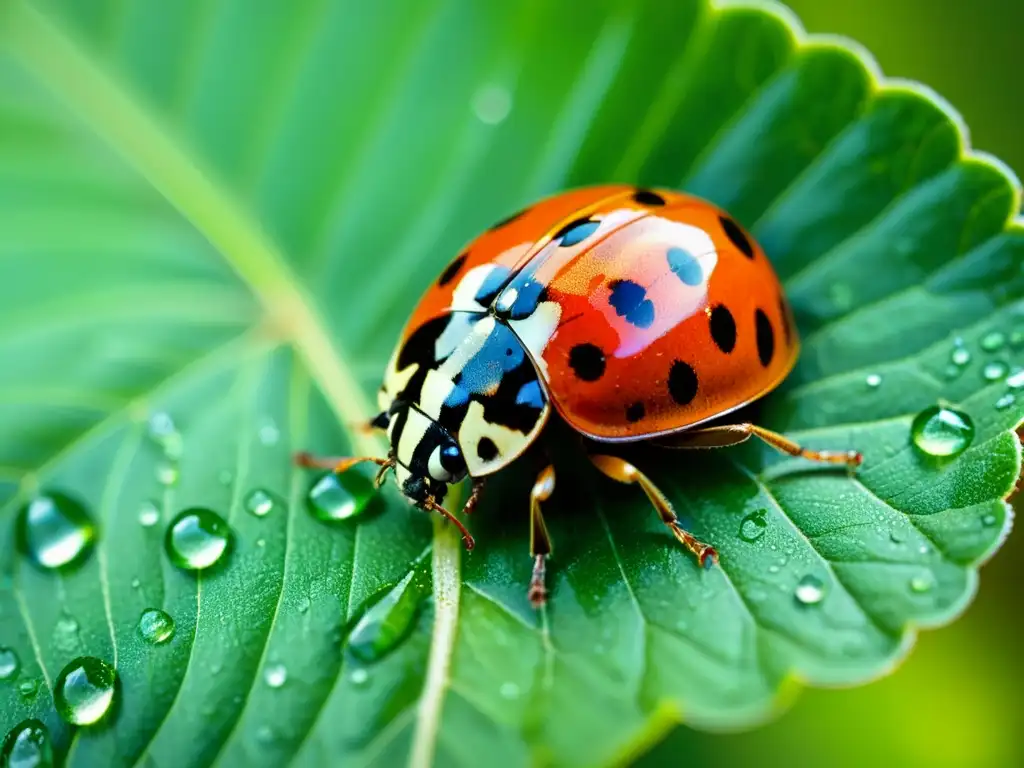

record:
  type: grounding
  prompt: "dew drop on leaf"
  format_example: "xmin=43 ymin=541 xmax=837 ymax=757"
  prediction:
xmin=138 ymin=500 xmax=160 ymax=527
xmin=1010 ymin=329 xmax=1024 ymax=349
xmin=995 ymin=393 xmax=1016 ymax=410
xmin=794 ymin=575 xmax=826 ymax=605
xmin=1008 ymin=368 xmax=1024 ymax=389
xmin=218 ymin=469 xmax=234 ymax=486
xmin=18 ymin=679 xmax=39 ymax=700
xmin=909 ymin=574 xmax=935 ymax=594
xmin=0 ymin=647 xmax=19 ymax=680
xmin=264 ymin=663 xmax=287 ymax=688
xmin=245 ymin=489 xmax=276 ymax=517
xmin=500 ymin=682 xmax=521 ymax=699
xmin=980 ymin=331 xmax=1006 ymax=352
xmin=56 ymin=614 xmax=79 ymax=635
xmin=738 ymin=509 xmax=768 ymax=543
xmin=472 ymin=83 xmax=512 ymax=125
xmin=164 ymin=508 xmax=232 ymax=571
xmin=865 ymin=373 xmax=882 ymax=388
xmin=350 ymin=668 xmax=369 ymax=687
xmin=950 ymin=343 xmax=971 ymax=367
xmin=982 ymin=361 xmax=1008 ymax=381
xmin=910 ymin=406 xmax=974 ymax=458
xmin=16 ymin=492 xmax=96 ymax=570
xmin=307 ymin=471 xmax=375 ymax=523
xmin=138 ymin=608 xmax=175 ymax=645
xmin=156 ymin=460 xmax=179 ymax=486
xmin=982 ymin=513 xmax=998 ymax=527
xmin=258 ymin=418 xmax=280 ymax=446
xmin=1 ymin=719 xmax=52 ymax=768
xmin=54 ymin=656 xmax=117 ymax=726
xmin=347 ymin=570 xmax=425 ymax=662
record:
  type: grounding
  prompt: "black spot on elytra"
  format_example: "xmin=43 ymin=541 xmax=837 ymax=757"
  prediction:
xmin=709 ymin=305 xmax=737 ymax=354
xmin=568 ymin=343 xmax=605 ymax=381
xmin=490 ymin=207 xmax=527 ymax=230
xmin=608 ymin=279 xmax=655 ymax=329
xmin=477 ymin=437 xmax=499 ymax=461
xmin=438 ymin=252 xmax=468 ymax=287
xmin=720 ymin=215 xmax=755 ymax=259
xmin=778 ymin=294 xmax=794 ymax=347
xmin=755 ymin=309 xmax=775 ymax=367
xmin=555 ymin=217 xmax=600 ymax=247
xmin=625 ymin=401 xmax=645 ymax=422
xmin=633 ymin=188 xmax=666 ymax=207
xmin=668 ymin=361 xmax=698 ymax=406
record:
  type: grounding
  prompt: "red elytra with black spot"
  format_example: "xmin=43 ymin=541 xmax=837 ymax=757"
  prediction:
xmin=411 ymin=184 xmax=798 ymax=442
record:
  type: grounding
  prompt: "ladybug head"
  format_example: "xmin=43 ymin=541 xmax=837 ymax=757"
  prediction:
xmin=385 ymin=403 xmax=468 ymax=509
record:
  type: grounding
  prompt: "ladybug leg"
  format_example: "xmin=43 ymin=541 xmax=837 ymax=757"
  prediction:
xmin=460 ymin=479 xmax=487 ymax=516
xmin=528 ymin=465 xmax=556 ymax=608
xmin=589 ymin=455 xmax=717 ymax=568
xmin=293 ymin=452 xmax=393 ymax=476
xmin=680 ymin=424 xmax=863 ymax=467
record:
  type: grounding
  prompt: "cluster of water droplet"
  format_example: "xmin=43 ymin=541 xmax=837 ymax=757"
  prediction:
xmin=946 ymin=329 xmax=1024 ymax=412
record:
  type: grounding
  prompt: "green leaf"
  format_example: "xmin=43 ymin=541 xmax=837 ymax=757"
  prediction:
xmin=0 ymin=1 xmax=1019 ymax=766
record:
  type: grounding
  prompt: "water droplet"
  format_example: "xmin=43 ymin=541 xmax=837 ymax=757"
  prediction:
xmin=982 ymin=513 xmax=998 ymax=527
xmin=1010 ymin=329 xmax=1024 ymax=348
xmin=256 ymin=538 xmax=266 ymax=548
xmin=164 ymin=508 xmax=232 ymax=571
xmin=983 ymin=361 xmax=1008 ymax=381
xmin=794 ymin=575 xmax=826 ymax=606
xmin=909 ymin=574 xmax=935 ymax=594
xmin=350 ymin=668 xmax=369 ymax=687
xmin=148 ymin=412 xmax=183 ymax=459
xmin=297 ymin=596 xmax=311 ymax=614
xmin=980 ymin=331 xmax=1006 ymax=352
xmin=255 ymin=725 xmax=274 ymax=744
xmin=156 ymin=460 xmax=179 ymax=486
xmin=1 ymin=719 xmax=52 ymax=768
xmin=865 ymin=373 xmax=882 ymax=388
xmin=499 ymin=682 xmax=520 ymax=699
xmin=131 ymin=578 xmax=141 ymax=589
xmin=950 ymin=345 xmax=971 ymax=367
xmin=767 ymin=564 xmax=780 ymax=574
xmin=347 ymin=570 xmax=425 ymax=662
xmin=16 ymin=492 xmax=96 ymax=570
xmin=54 ymin=656 xmax=117 ymax=725
xmin=148 ymin=412 xmax=175 ymax=439
xmin=245 ymin=489 xmax=276 ymax=517
xmin=1008 ymin=369 xmax=1024 ymax=389
xmin=943 ymin=364 xmax=961 ymax=380
xmin=0 ymin=647 xmax=19 ymax=680
xmin=264 ymin=663 xmax=287 ymax=688
xmin=18 ymin=679 xmax=39 ymax=699
xmin=138 ymin=609 xmax=175 ymax=645
xmin=472 ymin=83 xmax=512 ymax=125
xmin=918 ymin=544 xmax=930 ymax=555
xmin=738 ymin=509 xmax=768 ymax=543
xmin=995 ymin=393 xmax=1016 ymax=410
xmin=910 ymin=406 xmax=975 ymax=458
xmin=307 ymin=471 xmax=375 ymax=523
xmin=57 ymin=614 xmax=79 ymax=634
xmin=889 ymin=530 xmax=905 ymax=545
xmin=217 ymin=469 xmax=234 ymax=486
xmin=138 ymin=500 xmax=160 ymax=527
xmin=258 ymin=419 xmax=280 ymax=446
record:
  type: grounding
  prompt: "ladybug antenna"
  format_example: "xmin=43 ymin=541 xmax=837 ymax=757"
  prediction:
xmin=422 ymin=496 xmax=475 ymax=550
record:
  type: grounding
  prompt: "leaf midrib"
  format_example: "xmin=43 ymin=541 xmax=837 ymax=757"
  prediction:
xmin=2 ymin=3 xmax=462 ymax=765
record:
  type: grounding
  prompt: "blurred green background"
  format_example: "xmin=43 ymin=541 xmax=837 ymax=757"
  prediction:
xmin=641 ymin=1 xmax=1023 ymax=766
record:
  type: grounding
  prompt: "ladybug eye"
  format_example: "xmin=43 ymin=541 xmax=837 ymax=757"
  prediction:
xmin=428 ymin=443 xmax=467 ymax=483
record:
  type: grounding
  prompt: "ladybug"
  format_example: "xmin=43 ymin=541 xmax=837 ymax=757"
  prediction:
xmin=297 ymin=185 xmax=861 ymax=606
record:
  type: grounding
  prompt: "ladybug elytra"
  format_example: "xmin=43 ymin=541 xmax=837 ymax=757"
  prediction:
xmin=297 ymin=185 xmax=861 ymax=606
